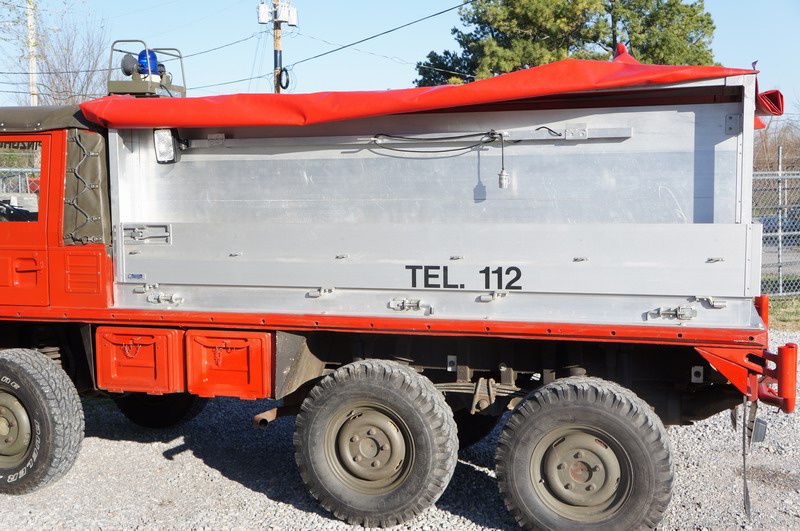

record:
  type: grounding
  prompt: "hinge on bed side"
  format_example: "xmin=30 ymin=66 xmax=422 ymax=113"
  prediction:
xmin=646 ymin=306 xmax=697 ymax=321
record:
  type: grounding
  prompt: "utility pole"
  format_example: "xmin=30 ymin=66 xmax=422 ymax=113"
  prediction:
xmin=26 ymin=0 xmax=38 ymax=106
xmin=273 ymin=0 xmax=281 ymax=94
xmin=258 ymin=1 xmax=297 ymax=93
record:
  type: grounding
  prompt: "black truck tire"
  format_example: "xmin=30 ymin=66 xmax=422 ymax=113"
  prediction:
xmin=0 ymin=348 xmax=84 ymax=494
xmin=294 ymin=360 xmax=458 ymax=527
xmin=496 ymin=376 xmax=673 ymax=530
xmin=112 ymin=392 xmax=208 ymax=429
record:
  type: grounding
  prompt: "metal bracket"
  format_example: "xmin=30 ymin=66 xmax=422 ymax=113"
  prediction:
xmin=478 ymin=291 xmax=508 ymax=303
xmin=527 ymin=124 xmax=632 ymax=141
xmin=146 ymin=292 xmax=183 ymax=305
xmin=122 ymin=223 xmax=171 ymax=245
xmin=726 ymin=114 xmax=743 ymax=135
xmin=647 ymin=306 xmax=697 ymax=321
xmin=307 ymin=287 xmax=335 ymax=298
xmin=694 ymin=296 xmax=728 ymax=309
xmin=564 ymin=124 xmax=588 ymax=140
xmin=388 ymin=298 xmax=433 ymax=315
xmin=470 ymin=377 xmax=497 ymax=414
xmin=132 ymin=283 xmax=159 ymax=294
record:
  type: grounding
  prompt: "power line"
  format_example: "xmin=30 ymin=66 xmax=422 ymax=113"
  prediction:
xmin=287 ymin=0 xmax=474 ymax=69
xmin=183 ymin=31 xmax=270 ymax=59
xmin=0 ymin=30 xmax=271 ymax=76
xmin=192 ymin=72 xmax=274 ymax=92
xmin=293 ymin=31 xmax=474 ymax=81
xmin=187 ymin=0 xmax=473 ymax=91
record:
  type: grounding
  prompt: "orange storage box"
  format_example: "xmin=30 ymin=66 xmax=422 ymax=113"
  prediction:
xmin=186 ymin=330 xmax=272 ymax=399
xmin=96 ymin=327 xmax=185 ymax=394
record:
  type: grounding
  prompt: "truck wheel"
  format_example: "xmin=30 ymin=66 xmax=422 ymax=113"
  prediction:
xmin=496 ymin=377 xmax=673 ymax=530
xmin=294 ymin=360 xmax=458 ymax=527
xmin=113 ymin=392 xmax=207 ymax=429
xmin=0 ymin=348 xmax=84 ymax=494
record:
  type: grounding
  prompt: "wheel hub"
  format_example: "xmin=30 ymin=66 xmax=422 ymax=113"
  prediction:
xmin=337 ymin=410 xmax=406 ymax=482
xmin=538 ymin=431 xmax=621 ymax=509
xmin=0 ymin=391 xmax=32 ymax=463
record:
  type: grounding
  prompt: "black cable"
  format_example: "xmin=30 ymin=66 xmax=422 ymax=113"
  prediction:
xmin=159 ymin=84 xmax=175 ymax=98
xmin=371 ymin=129 xmax=501 ymax=154
xmin=182 ymin=31 xmax=270 ymax=59
xmin=371 ymin=141 xmax=492 ymax=154
xmin=535 ymin=126 xmax=563 ymax=137
xmin=279 ymin=68 xmax=290 ymax=90
xmin=374 ymin=131 xmax=496 ymax=142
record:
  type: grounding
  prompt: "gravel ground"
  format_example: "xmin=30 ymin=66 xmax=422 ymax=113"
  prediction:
xmin=2 ymin=331 xmax=800 ymax=530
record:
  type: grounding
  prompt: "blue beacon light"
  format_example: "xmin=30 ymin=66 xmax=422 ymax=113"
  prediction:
xmin=137 ymin=49 xmax=158 ymax=75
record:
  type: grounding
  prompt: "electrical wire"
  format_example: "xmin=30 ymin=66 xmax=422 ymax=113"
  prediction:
xmin=370 ymin=130 xmax=501 ymax=154
xmin=287 ymin=0 xmax=475 ymax=69
xmin=187 ymin=0 xmax=474 ymax=92
xmin=192 ymin=72 xmax=274 ymax=92
xmin=182 ymin=31 xmax=270 ymax=59
xmin=0 ymin=31 xmax=271 ymax=77
xmin=0 ymin=1 xmax=473 ymax=90
xmin=292 ymin=31 xmax=474 ymax=81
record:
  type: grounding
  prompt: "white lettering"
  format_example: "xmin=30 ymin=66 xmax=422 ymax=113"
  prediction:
xmin=1 ymin=376 xmax=20 ymax=390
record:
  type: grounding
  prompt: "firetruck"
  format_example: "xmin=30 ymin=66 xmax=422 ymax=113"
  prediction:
xmin=0 ymin=41 xmax=795 ymax=529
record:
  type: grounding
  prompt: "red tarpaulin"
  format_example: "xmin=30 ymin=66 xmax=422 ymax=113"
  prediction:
xmin=80 ymin=57 xmax=782 ymax=130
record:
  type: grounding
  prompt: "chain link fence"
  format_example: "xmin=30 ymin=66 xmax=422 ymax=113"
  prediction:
xmin=754 ymin=170 xmax=800 ymax=296
xmin=1 ymin=140 xmax=41 ymax=219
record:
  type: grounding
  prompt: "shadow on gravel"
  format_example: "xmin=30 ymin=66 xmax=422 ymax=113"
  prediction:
xmin=81 ymin=395 xmax=518 ymax=528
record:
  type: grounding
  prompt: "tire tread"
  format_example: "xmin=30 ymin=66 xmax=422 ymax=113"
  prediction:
xmin=496 ymin=376 xmax=673 ymax=530
xmin=0 ymin=348 xmax=84 ymax=494
xmin=294 ymin=360 xmax=457 ymax=527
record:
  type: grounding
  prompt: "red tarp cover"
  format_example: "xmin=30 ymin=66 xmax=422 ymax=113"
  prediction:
xmin=79 ymin=57 xmax=779 ymax=130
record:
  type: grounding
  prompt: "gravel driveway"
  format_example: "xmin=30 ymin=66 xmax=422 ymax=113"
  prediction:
xmin=2 ymin=331 xmax=799 ymax=530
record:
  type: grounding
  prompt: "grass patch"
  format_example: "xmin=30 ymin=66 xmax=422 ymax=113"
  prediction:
xmin=768 ymin=297 xmax=800 ymax=331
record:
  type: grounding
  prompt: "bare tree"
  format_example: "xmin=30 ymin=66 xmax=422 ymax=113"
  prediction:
xmin=0 ymin=1 xmax=109 ymax=106
xmin=755 ymin=119 xmax=800 ymax=172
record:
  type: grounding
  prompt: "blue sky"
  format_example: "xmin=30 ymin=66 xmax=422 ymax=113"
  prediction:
xmin=1 ymin=0 xmax=798 ymax=116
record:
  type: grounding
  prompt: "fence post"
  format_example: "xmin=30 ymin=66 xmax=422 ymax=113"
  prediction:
xmin=778 ymin=145 xmax=784 ymax=295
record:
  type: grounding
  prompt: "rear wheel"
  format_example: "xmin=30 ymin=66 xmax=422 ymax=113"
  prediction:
xmin=113 ymin=392 xmax=207 ymax=429
xmin=496 ymin=377 xmax=673 ymax=530
xmin=0 ymin=348 xmax=84 ymax=494
xmin=294 ymin=360 xmax=458 ymax=527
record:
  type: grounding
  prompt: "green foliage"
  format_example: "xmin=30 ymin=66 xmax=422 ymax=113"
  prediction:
xmin=415 ymin=0 xmax=715 ymax=86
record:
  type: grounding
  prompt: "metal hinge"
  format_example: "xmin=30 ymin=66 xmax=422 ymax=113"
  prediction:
xmin=388 ymin=298 xmax=433 ymax=315
xmin=694 ymin=296 xmax=728 ymax=309
xmin=122 ymin=224 xmax=172 ymax=245
xmin=307 ymin=287 xmax=335 ymax=298
xmin=132 ymin=283 xmax=159 ymax=294
xmin=146 ymin=292 xmax=183 ymax=305
xmin=478 ymin=291 xmax=508 ymax=303
xmin=647 ymin=306 xmax=697 ymax=321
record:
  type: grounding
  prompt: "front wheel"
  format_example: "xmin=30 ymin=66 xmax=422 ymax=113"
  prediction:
xmin=496 ymin=377 xmax=673 ymax=530
xmin=0 ymin=349 xmax=84 ymax=494
xmin=294 ymin=360 xmax=458 ymax=527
